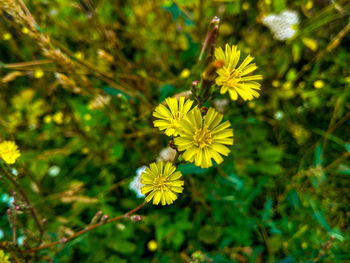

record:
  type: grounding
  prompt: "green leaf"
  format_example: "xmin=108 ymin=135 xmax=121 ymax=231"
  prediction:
xmin=108 ymin=240 xmax=136 ymax=254
xmin=177 ymin=163 xmax=209 ymax=175
xmin=30 ymin=160 xmax=49 ymax=180
xmin=198 ymin=225 xmax=222 ymax=245
xmin=286 ymin=190 xmax=300 ymax=209
xmin=261 ymin=197 xmax=273 ymax=221
xmin=259 ymin=147 xmax=282 ymax=163
xmin=160 ymin=84 xmax=175 ymax=101
xmin=110 ymin=143 xmax=124 ymax=160
xmin=345 ymin=143 xmax=350 ymax=153
xmin=273 ymin=0 xmax=286 ymax=12
xmin=314 ymin=144 xmax=323 ymax=167
xmin=308 ymin=198 xmax=331 ymax=232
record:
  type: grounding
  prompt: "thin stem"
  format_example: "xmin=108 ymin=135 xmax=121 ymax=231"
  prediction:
xmin=0 ymin=166 xmax=44 ymax=245
xmin=2 ymin=59 xmax=52 ymax=68
xmin=322 ymin=111 xmax=350 ymax=153
xmin=324 ymin=151 xmax=350 ymax=172
xmin=12 ymin=195 xmax=17 ymax=245
xmin=23 ymin=202 xmax=146 ymax=254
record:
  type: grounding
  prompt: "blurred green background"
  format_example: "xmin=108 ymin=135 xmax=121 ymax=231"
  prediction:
xmin=0 ymin=0 xmax=349 ymax=262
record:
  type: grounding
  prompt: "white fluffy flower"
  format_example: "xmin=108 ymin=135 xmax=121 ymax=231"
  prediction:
xmin=129 ymin=166 xmax=146 ymax=198
xmin=262 ymin=10 xmax=299 ymax=41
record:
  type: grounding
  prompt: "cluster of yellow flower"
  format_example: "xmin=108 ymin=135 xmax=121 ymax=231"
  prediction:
xmin=140 ymin=44 xmax=262 ymax=206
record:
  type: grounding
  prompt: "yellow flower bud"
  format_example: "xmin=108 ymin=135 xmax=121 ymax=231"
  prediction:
xmin=313 ymin=80 xmax=325 ymax=89
xmin=147 ymin=240 xmax=157 ymax=252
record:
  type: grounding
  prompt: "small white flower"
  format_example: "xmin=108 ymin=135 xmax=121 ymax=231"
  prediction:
xmin=129 ymin=166 xmax=146 ymax=198
xmin=48 ymin=166 xmax=60 ymax=177
xmin=17 ymin=236 xmax=25 ymax=246
xmin=1 ymin=194 xmax=14 ymax=207
xmin=274 ymin=111 xmax=284 ymax=120
xmin=263 ymin=10 xmax=299 ymax=41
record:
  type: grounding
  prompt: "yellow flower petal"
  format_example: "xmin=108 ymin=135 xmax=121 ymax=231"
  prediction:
xmin=153 ymin=191 xmax=161 ymax=205
xmin=141 ymin=185 xmax=155 ymax=194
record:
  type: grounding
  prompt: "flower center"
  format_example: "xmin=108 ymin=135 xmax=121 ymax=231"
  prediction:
xmin=223 ymin=68 xmax=242 ymax=88
xmin=154 ymin=175 xmax=169 ymax=191
xmin=171 ymin=112 xmax=183 ymax=128
xmin=193 ymin=127 xmax=213 ymax=148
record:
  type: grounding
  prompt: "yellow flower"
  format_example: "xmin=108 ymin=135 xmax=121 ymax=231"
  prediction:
xmin=34 ymin=69 xmax=44 ymax=78
xmin=147 ymin=240 xmax=158 ymax=251
xmin=0 ymin=141 xmax=21 ymax=164
xmin=0 ymin=250 xmax=11 ymax=263
xmin=180 ymin=68 xmax=191 ymax=78
xmin=141 ymin=162 xmax=184 ymax=205
xmin=153 ymin=97 xmax=193 ymax=136
xmin=53 ymin=112 xmax=63 ymax=124
xmin=313 ymin=80 xmax=325 ymax=89
xmin=215 ymin=44 xmax=263 ymax=101
xmin=3 ymin=33 xmax=11 ymax=41
xmin=174 ymin=107 xmax=234 ymax=168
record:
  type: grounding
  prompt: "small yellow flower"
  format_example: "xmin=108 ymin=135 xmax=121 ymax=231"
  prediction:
xmin=147 ymin=240 xmax=158 ymax=251
xmin=44 ymin=115 xmax=52 ymax=123
xmin=84 ymin=114 xmax=92 ymax=121
xmin=21 ymin=27 xmax=29 ymax=34
xmin=302 ymin=37 xmax=318 ymax=52
xmin=242 ymin=2 xmax=250 ymax=10
xmin=141 ymin=161 xmax=184 ymax=205
xmin=313 ymin=80 xmax=325 ymax=89
xmin=74 ymin=51 xmax=84 ymax=59
xmin=272 ymin=80 xmax=280 ymax=87
xmin=215 ymin=44 xmax=263 ymax=101
xmin=3 ymin=33 xmax=11 ymax=41
xmin=82 ymin=147 xmax=90 ymax=154
xmin=34 ymin=69 xmax=44 ymax=79
xmin=305 ymin=0 xmax=313 ymax=9
xmin=174 ymin=107 xmax=234 ymax=168
xmin=153 ymin=97 xmax=193 ymax=136
xmin=180 ymin=68 xmax=191 ymax=78
xmin=0 ymin=141 xmax=21 ymax=164
xmin=53 ymin=112 xmax=63 ymax=124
